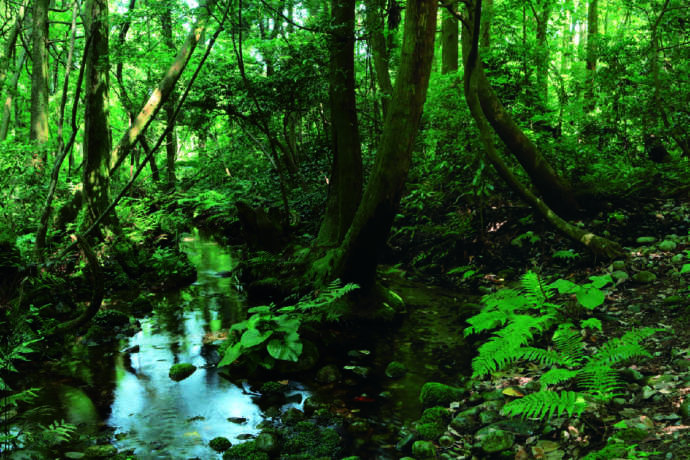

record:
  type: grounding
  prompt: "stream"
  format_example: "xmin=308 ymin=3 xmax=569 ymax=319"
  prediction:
xmin=23 ymin=229 xmax=475 ymax=459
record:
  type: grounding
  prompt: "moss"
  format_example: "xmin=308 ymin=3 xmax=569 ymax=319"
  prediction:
xmin=282 ymin=421 xmax=342 ymax=458
xmin=385 ymin=361 xmax=407 ymax=378
xmin=209 ymin=436 xmax=232 ymax=452
xmin=419 ymin=382 xmax=465 ymax=407
xmin=168 ymin=363 xmax=197 ymax=382
xmin=260 ymin=381 xmax=286 ymax=395
xmin=416 ymin=422 xmax=446 ymax=441
xmin=92 ymin=309 xmax=130 ymax=328
xmin=222 ymin=441 xmax=270 ymax=460
xmin=420 ymin=406 xmax=451 ymax=424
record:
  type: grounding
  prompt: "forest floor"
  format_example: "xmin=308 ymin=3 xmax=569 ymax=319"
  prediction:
xmin=387 ymin=190 xmax=690 ymax=459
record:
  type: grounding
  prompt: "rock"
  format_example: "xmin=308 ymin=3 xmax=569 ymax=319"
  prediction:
xmin=315 ymin=364 xmax=341 ymax=384
xmin=93 ymin=310 xmax=130 ymax=328
xmin=302 ymin=397 xmax=322 ymax=416
xmin=255 ymin=432 xmax=278 ymax=454
xmin=419 ymin=382 xmax=465 ymax=407
xmin=632 ymin=271 xmax=656 ymax=284
xmin=348 ymin=419 xmax=370 ymax=433
xmin=227 ymin=417 xmax=248 ymax=424
xmin=209 ymin=437 xmax=232 ymax=452
xmin=439 ymin=435 xmax=454 ymax=448
xmin=658 ymin=240 xmax=677 ymax=251
xmin=347 ymin=349 xmax=371 ymax=359
xmin=450 ymin=414 xmax=477 ymax=432
xmin=385 ymin=361 xmax=407 ymax=378
xmin=620 ymin=368 xmax=645 ymax=383
xmin=83 ymin=445 xmax=118 ymax=458
xmin=612 ymin=260 xmax=627 ymax=270
xmin=236 ymin=433 xmax=255 ymax=440
xmin=479 ymin=410 xmax=501 ymax=425
xmin=168 ymin=363 xmax=196 ymax=382
xmin=480 ymin=429 xmax=515 ymax=453
xmin=281 ymin=407 xmax=304 ymax=426
xmin=481 ymin=389 xmax=504 ymax=401
xmin=343 ymin=365 xmax=370 ymax=378
xmin=64 ymin=453 xmax=85 ymax=459
xmin=636 ymin=236 xmax=656 ymax=244
xmin=222 ymin=440 xmax=269 ymax=460
xmin=411 ymin=440 xmax=437 ymax=459
xmin=130 ymin=295 xmax=154 ymax=316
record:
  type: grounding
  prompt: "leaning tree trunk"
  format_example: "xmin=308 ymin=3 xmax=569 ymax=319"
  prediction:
xmin=109 ymin=0 xmax=216 ymax=176
xmin=462 ymin=0 xmax=624 ymax=260
xmin=469 ymin=17 xmax=580 ymax=217
xmin=161 ymin=4 xmax=179 ymax=190
xmin=320 ymin=0 xmax=438 ymax=289
xmin=317 ymin=0 xmax=363 ymax=247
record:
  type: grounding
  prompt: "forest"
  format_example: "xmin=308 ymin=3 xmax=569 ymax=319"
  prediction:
xmin=0 ymin=0 xmax=689 ymax=458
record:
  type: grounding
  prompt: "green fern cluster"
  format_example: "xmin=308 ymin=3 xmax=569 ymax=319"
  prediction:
xmin=465 ymin=271 xmax=658 ymax=420
xmin=502 ymin=326 xmax=658 ymax=419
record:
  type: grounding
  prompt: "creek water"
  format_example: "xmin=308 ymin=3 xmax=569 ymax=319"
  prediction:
xmin=19 ymin=230 xmax=474 ymax=459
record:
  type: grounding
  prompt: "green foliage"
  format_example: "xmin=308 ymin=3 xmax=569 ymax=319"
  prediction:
xmin=218 ymin=281 xmax=357 ymax=369
xmin=466 ymin=271 xmax=658 ymax=420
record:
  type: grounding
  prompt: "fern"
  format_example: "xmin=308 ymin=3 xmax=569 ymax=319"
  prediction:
xmin=552 ymin=326 xmax=585 ymax=366
xmin=502 ymin=390 xmax=587 ymax=419
xmin=540 ymin=368 xmax=581 ymax=386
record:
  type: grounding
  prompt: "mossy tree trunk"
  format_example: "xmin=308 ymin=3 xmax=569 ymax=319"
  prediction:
xmin=30 ymin=0 xmax=50 ymax=158
xmin=364 ymin=0 xmax=393 ymax=118
xmin=441 ymin=1 xmax=459 ymax=74
xmin=161 ymin=4 xmax=179 ymax=190
xmin=83 ymin=0 xmax=119 ymax=234
xmin=462 ymin=0 xmax=624 ymax=260
xmin=317 ymin=0 xmax=363 ymax=247
xmin=317 ymin=0 xmax=438 ymax=288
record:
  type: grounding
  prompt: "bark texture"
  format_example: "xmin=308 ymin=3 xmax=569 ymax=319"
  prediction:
xmin=30 ymin=0 xmax=50 ymax=146
xmin=317 ymin=0 xmax=363 ymax=247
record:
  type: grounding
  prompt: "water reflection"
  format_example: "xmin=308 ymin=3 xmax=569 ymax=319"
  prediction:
xmin=108 ymin=231 xmax=279 ymax=459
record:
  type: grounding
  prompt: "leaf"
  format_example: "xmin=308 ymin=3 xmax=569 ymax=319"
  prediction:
xmin=218 ymin=342 xmax=243 ymax=367
xmin=550 ymin=279 xmax=579 ymax=294
xmin=588 ymin=274 xmax=612 ymax=289
xmin=240 ymin=328 xmax=273 ymax=348
xmin=580 ymin=318 xmax=603 ymax=331
xmin=267 ymin=337 xmax=302 ymax=362
xmin=576 ymin=286 xmax=605 ymax=309
xmin=681 ymin=264 xmax=690 ymax=274
xmin=503 ymin=387 xmax=525 ymax=397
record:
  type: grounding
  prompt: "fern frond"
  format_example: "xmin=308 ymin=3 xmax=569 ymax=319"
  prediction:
xmin=540 ymin=368 xmax=580 ymax=386
xmin=577 ymin=366 xmax=622 ymax=401
xmin=553 ymin=326 xmax=584 ymax=366
xmin=517 ymin=347 xmax=573 ymax=367
xmin=589 ymin=342 xmax=651 ymax=367
xmin=502 ymin=390 xmax=587 ymax=420
xmin=520 ymin=271 xmax=554 ymax=306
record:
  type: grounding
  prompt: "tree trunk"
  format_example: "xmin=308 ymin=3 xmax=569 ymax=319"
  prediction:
xmin=317 ymin=0 xmax=363 ymax=247
xmin=584 ymin=0 xmax=598 ymax=112
xmin=323 ymin=0 xmax=438 ymax=288
xmin=480 ymin=0 xmax=493 ymax=49
xmin=0 ymin=0 xmax=29 ymax=89
xmin=0 ymin=50 xmax=26 ymax=141
xmin=109 ymin=0 xmax=216 ymax=176
xmin=533 ymin=1 xmax=552 ymax=107
xmin=161 ymin=4 xmax=179 ymax=190
xmin=469 ymin=34 xmax=579 ymax=216
xmin=462 ymin=0 xmax=623 ymax=260
xmin=441 ymin=1 xmax=459 ymax=74
xmin=83 ymin=0 xmax=119 ymax=233
xmin=364 ymin=0 xmax=392 ymax=117
xmin=30 ymin=0 xmax=51 ymax=151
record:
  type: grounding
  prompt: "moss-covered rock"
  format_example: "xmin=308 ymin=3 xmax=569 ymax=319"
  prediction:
xmin=168 ymin=363 xmax=196 ymax=382
xmin=222 ymin=441 xmax=270 ymax=460
xmin=411 ymin=440 xmax=436 ymax=459
xmin=209 ymin=436 xmax=232 ymax=452
xmin=415 ymin=406 xmax=451 ymax=441
xmin=385 ymin=361 xmax=407 ymax=379
xmin=282 ymin=421 xmax=342 ymax=459
xmin=83 ymin=445 xmax=118 ymax=458
xmin=419 ymin=382 xmax=465 ymax=407
xmin=93 ymin=309 xmax=130 ymax=328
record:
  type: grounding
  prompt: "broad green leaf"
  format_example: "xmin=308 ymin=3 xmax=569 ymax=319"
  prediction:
xmin=550 ymin=279 xmax=578 ymax=294
xmin=248 ymin=306 xmax=272 ymax=314
xmin=681 ymin=264 xmax=690 ymax=274
xmin=218 ymin=342 xmax=243 ymax=367
xmin=588 ymin=274 xmax=612 ymax=289
xmin=267 ymin=337 xmax=303 ymax=362
xmin=576 ymin=287 xmax=605 ymax=310
xmin=241 ymin=328 xmax=273 ymax=348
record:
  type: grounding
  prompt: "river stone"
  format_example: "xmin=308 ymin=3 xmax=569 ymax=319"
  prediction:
xmin=315 ymin=364 xmax=341 ymax=384
xmin=450 ymin=414 xmax=478 ymax=432
xmin=168 ymin=363 xmax=196 ymax=382
xmin=620 ymin=367 xmax=645 ymax=383
xmin=84 ymin=445 xmax=118 ymax=458
xmin=209 ymin=436 xmax=232 ymax=452
xmin=633 ymin=271 xmax=656 ymax=284
xmin=227 ymin=417 xmax=247 ymax=424
xmin=479 ymin=410 xmax=501 ymax=425
xmin=255 ymin=432 xmax=278 ymax=454
xmin=671 ymin=253 xmax=685 ymax=264
xmin=439 ymin=435 xmax=454 ymax=448
xmin=658 ymin=240 xmax=677 ymax=251
xmin=281 ymin=407 xmax=304 ymax=425
xmin=480 ymin=429 xmax=515 ymax=453
xmin=64 ymin=453 xmax=85 ymax=459
xmin=385 ymin=361 xmax=407 ymax=378
xmin=411 ymin=440 xmax=437 ymax=459
xmin=636 ymin=236 xmax=656 ymax=244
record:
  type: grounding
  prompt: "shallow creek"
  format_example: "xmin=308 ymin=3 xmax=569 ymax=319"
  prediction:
xmin=28 ymin=230 xmax=475 ymax=459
